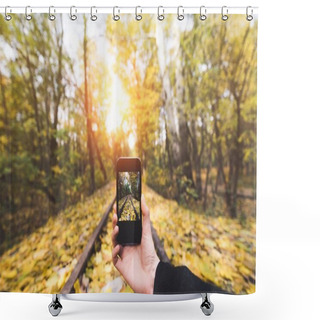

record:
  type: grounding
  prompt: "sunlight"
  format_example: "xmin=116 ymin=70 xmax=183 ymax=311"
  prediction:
xmin=105 ymin=74 xmax=130 ymax=134
xmin=106 ymin=74 xmax=129 ymax=133
xmin=128 ymin=132 xmax=136 ymax=150
xmin=105 ymin=102 xmax=119 ymax=133
xmin=92 ymin=123 xmax=98 ymax=132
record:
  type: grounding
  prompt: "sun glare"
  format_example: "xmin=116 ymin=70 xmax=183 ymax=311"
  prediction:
xmin=128 ymin=133 xmax=136 ymax=150
xmin=92 ymin=123 xmax=98 ymax=132
xmin=105 ymin=103 xmax=119 ymax=133
xmin=105 ymin=74 xmax=130 ymax=134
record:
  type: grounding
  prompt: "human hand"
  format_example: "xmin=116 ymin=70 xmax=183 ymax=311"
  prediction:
xmin=111 ymin=194 xmax=160 ymax=294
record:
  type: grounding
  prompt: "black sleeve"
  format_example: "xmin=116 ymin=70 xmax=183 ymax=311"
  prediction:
xmin=153 ymin=261 xmax=220 ymax=294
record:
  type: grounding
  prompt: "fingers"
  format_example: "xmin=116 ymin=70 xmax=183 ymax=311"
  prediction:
xmin=112 ymin=210 xmax=119 ymax=248
xmin=111 ymin=202 xmax=122 ymax=268
xmin=112 ymin=211 xmax=118 ymax=229
xmin=141 ymin=194 xmax=150 ymax=220
xmin=112 ymin=244 xmax=122 ymax=267
xmin=111 ymin=202 xmax=123 ymax=269
xmin=141 ymin=194 xmax=152 ymax=237
xmin=112 ymin=224 xmax=119 ymax=248
xmin=112 ymin=211 xmax=118 ymax=246
xmin=112 ymin=202 xmax=117 ymax=226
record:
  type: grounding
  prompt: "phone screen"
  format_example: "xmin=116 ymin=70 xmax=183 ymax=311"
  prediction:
xmin=116 ymin=157 xmax=142 ymax=245
xmin=117 ymin=171 xmax=141 ymax=222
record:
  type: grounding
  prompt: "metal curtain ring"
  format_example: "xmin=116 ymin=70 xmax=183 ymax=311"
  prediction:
xmin=91 ymin=6 xmax=97 ymax=21
xmin=221 ymin=6 xmax=228 ymax=21
xmin=157 ymin=6 xmax=164 ymax=21
xmin=200 ymin=6 xmax=207 ymax=21
xmin=246 ymin=6 xmax=253 ymax=21
xmin=135 ymin=6 xmax=142 ymax=21
xmin=49 ymin=6 xmax=56 ymax=21
xmin=70 ymin=6 xmax=77 ymax=21
xmin=113 ymin=6 xmax=120 ymax=21
xmin=177 ymin=6 xmax=184 ymax=21
xmin=4 ymin=6 xmax=12 ymax=21
xmin=25 ymin=6 xmax=32 ymax=21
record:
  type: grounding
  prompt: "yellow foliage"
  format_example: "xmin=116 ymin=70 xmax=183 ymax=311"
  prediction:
xmin=0 ymin=135 xmax=8 ymax=145
xmin=143 ymin=185 xmax=256 ymax=294
xmin=0 ymin=181 xmax=255 ymax=295
xmin=0 ymin=182 xmax=115 ymax=293
xmin=2 ymin=270 xmax=17 ymax=279
xmin=51 ymin=165 xmax=62 ymax=175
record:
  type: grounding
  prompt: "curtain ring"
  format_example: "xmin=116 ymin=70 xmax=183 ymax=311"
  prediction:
xmin=246 ymin=6 xmax=253 ymax=21
xmin=4 ymin=6 xmax=12 ymax=21
xmin=135 ymin=6 xmax=142 ymax=21
xmin=70 ymin=6 xmax=77 ymax=21
xmin=91 ymin=6 xmax=98 ymax=21
xmin=49 ymin=6 xmax=56 ymax=21
xmin=25 ymin=6 xmax=32 ymax=21
xmin=177 ymin=6 xmax=184 ymax=21
xmin=200 ymin=6 xmax=207 ymax=21
xmin=157 ymin=6 xmax=165 ymax=21
xmin=221 ymin=6 xmax=228 ymax=21
xmin=113 ymin=6 xmax=120 ymax=21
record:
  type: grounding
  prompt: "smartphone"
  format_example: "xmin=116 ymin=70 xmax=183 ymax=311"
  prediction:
xmin=116 ymin=157 xmax=142 ymax=245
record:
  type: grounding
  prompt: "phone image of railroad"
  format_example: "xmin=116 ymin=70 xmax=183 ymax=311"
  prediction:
xmin=117 ymin=172 xmax=141 ymax=221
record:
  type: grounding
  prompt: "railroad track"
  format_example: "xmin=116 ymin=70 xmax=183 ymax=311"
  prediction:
xmin=61 ymin=196 xmax=169 ymax=294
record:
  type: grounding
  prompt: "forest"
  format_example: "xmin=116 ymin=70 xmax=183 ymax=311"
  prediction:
xmin=0 ymin=13 xmax=257 ymax=293
xmin=118 ymin=172 xmax=140 ymax=200
xmin=118 ymin=172 xmax=140 ymax=221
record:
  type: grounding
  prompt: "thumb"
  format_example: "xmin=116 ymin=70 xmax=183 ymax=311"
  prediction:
xmin=141 ymin=194 xmax=152 ymax=237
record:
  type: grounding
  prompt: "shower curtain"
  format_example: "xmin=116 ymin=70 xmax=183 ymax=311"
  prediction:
xmin=0 ymin=12 xmax=257 ymax=295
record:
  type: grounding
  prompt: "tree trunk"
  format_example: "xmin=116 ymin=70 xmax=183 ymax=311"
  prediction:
xmin=156 ymin=21 xmax=180 ymax=160
xmin=156 ymin=19 xmax=182 ymax=199
xmin=179 ymin=121 xmax=194 ymax=185
xmin=174 ymin=23 xmax=195 ymax=194
xmin=164 ymin=117 xmax=174 ymax=180
xmin=83 ymin=17 xmax=95 ymax=195
xmin=203 ymin=130 xmax=213 ymax=211
xmin=92 ymin=131 xmax=107 ymax=182
xmin=50 ymin=28 xmax=64 ymax=205
xmin=212 ymin=107 xmax=226 ymax=190
xmin=229 ymin=98 xmax=242 ymax=218
xmin=0 ymin=70 xmax=12 ymax=210
xmin=224 ymin=26 xmax=254 ymax=219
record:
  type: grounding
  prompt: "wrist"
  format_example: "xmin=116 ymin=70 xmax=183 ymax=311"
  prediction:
xmin=145 ymin=256 xmax=160 ymax=294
